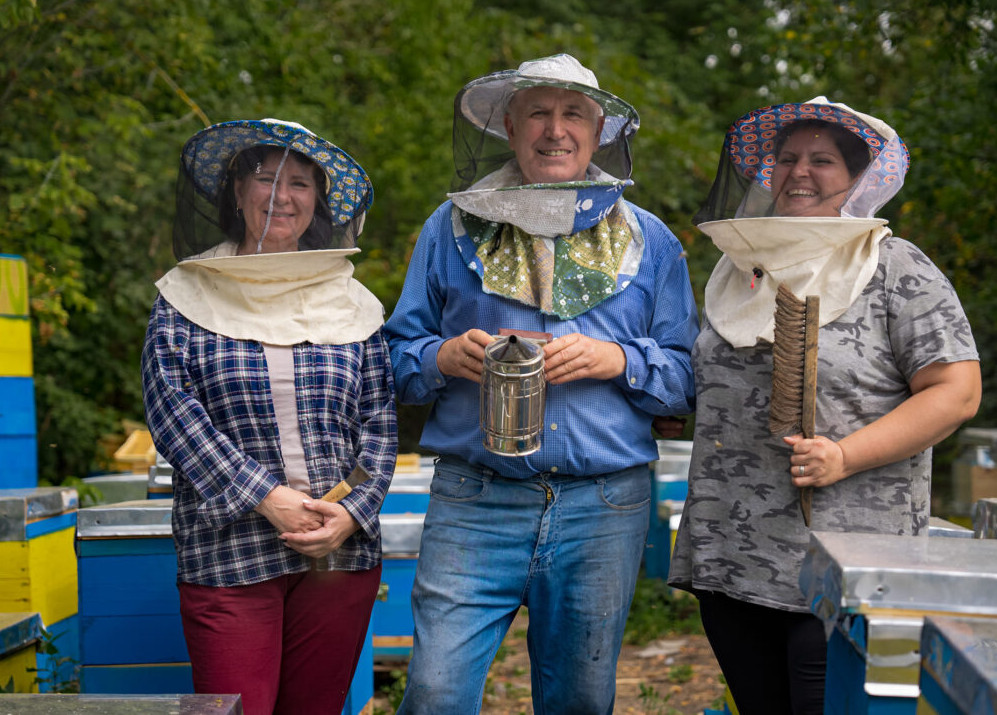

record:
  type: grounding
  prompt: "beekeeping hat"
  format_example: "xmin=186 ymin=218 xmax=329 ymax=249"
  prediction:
xmin=172 ymin=118 xmax=373 ymax=260
xmin=695 ymin=97 xmax=909 ymax=222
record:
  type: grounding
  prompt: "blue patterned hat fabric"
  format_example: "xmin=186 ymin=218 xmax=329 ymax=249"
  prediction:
xmin=726 ymin=100 xmax=910 ymax=193
xmin=181 ymin=119 xmax=373 ymax=224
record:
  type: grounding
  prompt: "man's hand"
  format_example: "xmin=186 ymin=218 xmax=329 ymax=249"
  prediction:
xmin=543 ymin=333 xmax=625 ymax=384
xmin=280 ymin=499 xmax=361 ymax=559
xmin=652 ymin=416 xmax=687 ymax=439
xmin=437 ymin=328 xmax=495 ymax=383
xmin=254 ymin=485 xmax=324 ymax=534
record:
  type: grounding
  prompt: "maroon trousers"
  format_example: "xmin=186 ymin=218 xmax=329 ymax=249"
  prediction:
xmin=179 ymin=566 xmax=381 ymax=715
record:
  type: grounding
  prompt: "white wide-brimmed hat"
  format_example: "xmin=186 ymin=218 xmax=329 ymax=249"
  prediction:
xmin=458 ymin=53 xmax=639 ymax=145
xmin=451 ymin=54 xmax=640 ymax=190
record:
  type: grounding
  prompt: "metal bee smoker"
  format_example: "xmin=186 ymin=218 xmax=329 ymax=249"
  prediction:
xmin=480 ymin=335 xmax=546 ymax=456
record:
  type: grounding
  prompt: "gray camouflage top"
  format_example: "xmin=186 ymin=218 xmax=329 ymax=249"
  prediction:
xmin=668 ymin=237 xmax=978 ymax=611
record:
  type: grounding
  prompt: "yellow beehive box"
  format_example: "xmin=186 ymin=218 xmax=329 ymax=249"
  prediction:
xmin=394 ymin=453 xmax=422 ymax=473
xmin=112 ymin=428 xmax=156 ymax=473
xmin=0 ymin=612 xmax=42 ymax=693
xmin=0 ymin=255 xmax=29 ymax=318
xmin=0 ymin=316 xmax=31 ymax=377
xmin=0 ymin=488 xmax=79 ymax=626
xmin=0 ymin=527 xmax=78 ymax=625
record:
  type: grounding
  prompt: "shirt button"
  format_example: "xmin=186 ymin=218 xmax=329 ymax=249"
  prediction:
xmin=550 ymin=466 xmax=558 ymax=473
xmin=630 ymin=376 xmax=636 ymax=385
xmin=550 ymin=423 xmax=557 ymax=430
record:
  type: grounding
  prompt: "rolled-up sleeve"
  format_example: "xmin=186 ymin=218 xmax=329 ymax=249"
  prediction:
xmin=338 ymin=328 xmax=398 ymax=539
xmin=141 ymin=294 xmax=280 ymax=527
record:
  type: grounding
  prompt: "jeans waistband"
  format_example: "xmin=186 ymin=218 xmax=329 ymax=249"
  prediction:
xmin=435 ymin=454 xmax=646 ymax=483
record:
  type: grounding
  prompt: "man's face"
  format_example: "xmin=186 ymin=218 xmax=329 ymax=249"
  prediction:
xmin=504 ymin=86 xmax=605 ymax=184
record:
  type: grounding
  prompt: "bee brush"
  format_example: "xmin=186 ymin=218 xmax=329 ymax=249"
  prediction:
xmin=769 ymin=283 xmax=819 ymax=527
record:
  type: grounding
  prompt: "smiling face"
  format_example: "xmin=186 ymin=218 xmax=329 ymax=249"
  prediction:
xmin=503 ymin=86 xmax=605 ymax=184
xmin=233 ymin=149 xmax=322 ymax=253
xmin=771 ymin=128 xmax=859 ymax=217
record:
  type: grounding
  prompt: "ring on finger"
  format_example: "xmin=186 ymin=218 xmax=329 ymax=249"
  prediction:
xmin=798 ymin=464 xmax=805 ymax=477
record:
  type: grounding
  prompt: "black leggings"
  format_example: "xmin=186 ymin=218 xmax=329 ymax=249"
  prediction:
xmin=697 ymin=591 xmax=827 ymax=715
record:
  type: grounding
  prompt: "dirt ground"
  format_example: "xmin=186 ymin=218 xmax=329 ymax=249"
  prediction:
xmin=371 ymin=609 xmax=728 ymax=714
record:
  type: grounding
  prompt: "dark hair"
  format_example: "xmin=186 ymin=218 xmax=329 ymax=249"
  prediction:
xmin=217 ymin=145 xmax=335 ymax=248
xmin=773 ymin=119 xmax=872 ymax=178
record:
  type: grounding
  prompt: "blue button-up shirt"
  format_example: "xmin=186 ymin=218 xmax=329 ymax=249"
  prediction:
xmin=384 ymin=200 xmax=697 ymax=479
xmin=142 ymin=294 xmax=397 ymax=586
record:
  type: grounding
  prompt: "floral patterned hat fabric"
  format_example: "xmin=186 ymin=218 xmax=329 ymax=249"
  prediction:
xmin=697 ymin=97 xmax=910 ymax=221
xmin=727 ymin=97 xmax=909 ymax=194
xmin=181 ymin=118 xmax=373 ymax=225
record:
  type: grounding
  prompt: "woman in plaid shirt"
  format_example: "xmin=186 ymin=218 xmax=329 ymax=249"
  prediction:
xmin=142 ymin=119 xmax=396 ymax=715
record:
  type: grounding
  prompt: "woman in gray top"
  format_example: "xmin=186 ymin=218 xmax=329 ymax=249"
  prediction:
xmin=667 ymin=98 xmax=981 ymax=714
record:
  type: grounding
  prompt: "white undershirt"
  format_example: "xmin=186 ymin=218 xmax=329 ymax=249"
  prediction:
xmin=263 ymin=344 xmax=310 ymax=493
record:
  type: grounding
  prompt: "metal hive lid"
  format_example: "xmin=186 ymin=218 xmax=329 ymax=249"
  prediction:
xmin=76 ymin=499 xmax=173 ymax=538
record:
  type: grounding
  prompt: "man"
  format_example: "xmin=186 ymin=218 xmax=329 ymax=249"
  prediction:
xmin=384 ymin=54 xmax=698 ymax=714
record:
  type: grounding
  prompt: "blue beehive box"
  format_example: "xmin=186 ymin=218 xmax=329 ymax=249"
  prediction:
xmin=75 ymin=498 xmax=189 ymax=694
xmin=380 ymin=455 xmax=433 ymax=514
xmin=0 ymin=378 xmax=37 ymax=489
xmin=373 ymin=513 xmax=424 ymax=661
xmin=146 ymin=452 xmax=173 ymax=500
xmin=645 ymin=440 xmax=691 ymax=579
xmin=918 ymin=615 xmax=997 ymax=714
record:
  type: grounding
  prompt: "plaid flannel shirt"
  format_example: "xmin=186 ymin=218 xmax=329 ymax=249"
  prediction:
xmin=142 ymin=293 xmax=397 ymax=587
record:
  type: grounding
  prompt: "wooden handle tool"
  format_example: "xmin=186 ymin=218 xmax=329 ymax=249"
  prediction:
xmin=320 ymin=465 xmax=371 ymax=503
xmin=770 ymin=284 xmax=820 ymax=527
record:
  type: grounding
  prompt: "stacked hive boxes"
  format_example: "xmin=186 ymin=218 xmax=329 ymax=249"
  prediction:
xmin=0 ymin=488 xmax=80 ymax=692
xmin=800 ymin=529 xmax=997 ymax=714
xmin=0 ymin=254 xmax=35 ymax=489
xmin=0 ymin=255 xmax=82 ymax=692
xmin=75 ymin=499 xmax=190 ymax=693
xmin=373 ymin=454 xmax=433 ymax=662
xmin=645 ymin=439 xmax=692 ymax=580
xmin=75 ymin=494 xmax=374 ymax=713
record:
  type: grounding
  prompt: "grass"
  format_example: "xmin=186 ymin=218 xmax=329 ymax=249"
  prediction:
xmin=623 ymin=575 xmax=704 ymax=645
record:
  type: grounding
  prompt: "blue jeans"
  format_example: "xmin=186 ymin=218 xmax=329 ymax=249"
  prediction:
xmin=396 ymin=456 xmax=651 ymax=715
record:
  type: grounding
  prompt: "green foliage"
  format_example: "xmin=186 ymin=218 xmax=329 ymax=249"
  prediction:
xmin=29 ymin=627 xmax=81 ymax=693
xmin=377 ymin=668 xmax=407 ymax=711
xmin=637 ymin=682 xmax=681 ymax=715
xmin=624 ymin=576 xmax=703 ymax=645
xmin=1 ymin=0 xmax=994 ymax=479
xmin=668 ymin=663 xmax=695 ymax=684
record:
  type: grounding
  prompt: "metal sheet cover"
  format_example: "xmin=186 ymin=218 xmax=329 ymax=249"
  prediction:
xmin=76 ymin=499 xmax=174 ymax=538
xmin=800 ymin=531 xmax=997 ymax=625
xmin=0 ymin=694 xmax=242 ymax=714
xmin=920 ymin=615 xmax=997 ymax=711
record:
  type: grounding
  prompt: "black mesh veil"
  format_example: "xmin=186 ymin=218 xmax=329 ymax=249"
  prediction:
xmin=450 ymin=59 xmax=640 ymax=192
xmin=171 ymin=119 xmax=373 ymax=261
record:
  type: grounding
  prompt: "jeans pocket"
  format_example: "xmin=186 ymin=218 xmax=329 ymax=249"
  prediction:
xmin=598 ymin=468 xmax=651 ymax=510
xmin=429 ymin=463 xmax=488 ymax=503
